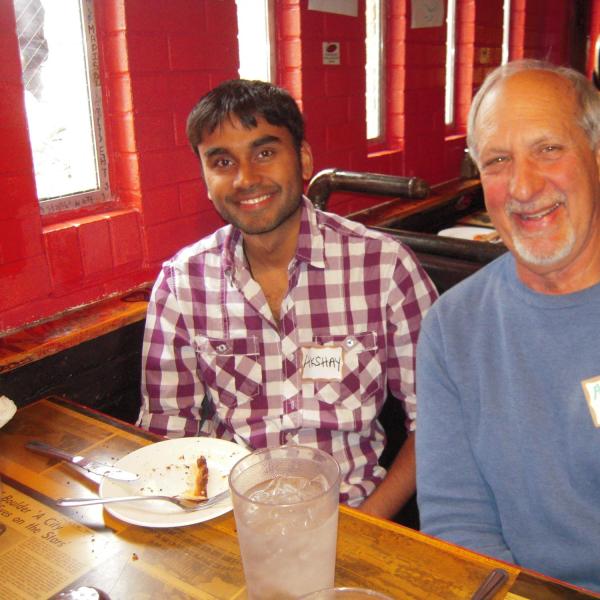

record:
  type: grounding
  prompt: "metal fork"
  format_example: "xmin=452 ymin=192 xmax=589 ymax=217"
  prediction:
xmin=56 ymin=488 xmax=230 ymax=511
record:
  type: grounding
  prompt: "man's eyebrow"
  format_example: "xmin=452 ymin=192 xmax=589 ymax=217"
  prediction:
xmin=203 ymin=146 xmax=229 ymax=159
xmin=530 ymin=134 xmax=561 ymax=146
xmin=202 ymin=134 xmax=283 ymax=160
xmin=479 ymin=145 xmax=507 ymax=157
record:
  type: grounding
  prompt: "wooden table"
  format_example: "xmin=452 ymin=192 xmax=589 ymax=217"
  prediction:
xmin=1 ymin=397 xmax=598 ymax=600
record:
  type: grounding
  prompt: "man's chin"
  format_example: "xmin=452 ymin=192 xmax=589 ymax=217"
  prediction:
xmin=512 ymin=235 xmax=575 ymax=269
xmin=235 ymin=203 xmax=302 ymax=237
xmin=238 ymin=223 xmax=283 ymax=236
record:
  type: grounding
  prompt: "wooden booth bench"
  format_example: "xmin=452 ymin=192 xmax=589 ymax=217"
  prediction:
xmin=0 ymin=285 xmax=151 ymax=423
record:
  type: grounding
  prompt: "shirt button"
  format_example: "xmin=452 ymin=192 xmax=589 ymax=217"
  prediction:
xmin=345 ymin=338 xmax=355 ymax=348
xmin=217 ymin=343 xmax=227 ymax=353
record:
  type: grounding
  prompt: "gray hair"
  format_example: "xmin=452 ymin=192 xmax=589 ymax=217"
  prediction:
xmin=467 ymin=59 xmax=600 ymax=165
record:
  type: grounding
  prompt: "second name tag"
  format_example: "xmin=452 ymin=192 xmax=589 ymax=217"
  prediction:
xmin=301 ymin=345 xmax=343 ymax=381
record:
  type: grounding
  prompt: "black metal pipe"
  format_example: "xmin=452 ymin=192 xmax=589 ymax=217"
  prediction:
xmin=306 ymin=168 xmax=430 ymax=211
xmin=372 ymin=226 xmax=506 ymax=264
xmin=304 ymin=168 xmax=506 ymax=273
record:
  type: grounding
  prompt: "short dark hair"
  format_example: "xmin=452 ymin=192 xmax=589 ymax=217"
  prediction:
xmin=186 ymin=79 xmax=305 ymax=157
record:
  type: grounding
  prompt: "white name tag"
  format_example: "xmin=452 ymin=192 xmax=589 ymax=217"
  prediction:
xmin=301 ymin=345 xmax=343 ymax=381
xmin=581 ymin=375 xmax=600 ymax=427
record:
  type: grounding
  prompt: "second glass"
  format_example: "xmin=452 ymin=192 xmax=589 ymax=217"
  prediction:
xmin=229 ymin=445 xmax=341 ymax=600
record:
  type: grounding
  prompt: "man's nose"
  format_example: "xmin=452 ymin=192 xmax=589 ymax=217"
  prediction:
xmin=234 ymin=161 xmax=260 ymax=189
xmin=508 ymin=158 xmax=544 ymax=201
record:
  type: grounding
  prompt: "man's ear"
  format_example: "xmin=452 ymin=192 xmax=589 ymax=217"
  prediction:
xmin=300 ymin=141 xmax=314 ymax=181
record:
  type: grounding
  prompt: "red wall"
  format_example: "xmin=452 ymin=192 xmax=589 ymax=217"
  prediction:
xmin=0 ymin=0 xmax=583 ymax=334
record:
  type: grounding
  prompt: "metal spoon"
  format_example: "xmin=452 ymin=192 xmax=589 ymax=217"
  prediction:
xmin=56 ymin=488 xmax=230 ymax=511
xmin=470 ymin=568 xmax=509 ymax=600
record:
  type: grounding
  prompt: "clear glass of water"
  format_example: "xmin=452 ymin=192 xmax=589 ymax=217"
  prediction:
xmin=229 ymin=445 xmax=341 ymax=600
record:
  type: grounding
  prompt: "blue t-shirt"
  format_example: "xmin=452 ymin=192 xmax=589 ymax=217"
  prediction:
xmin=416 ymin=252 xmax=600 ymax=593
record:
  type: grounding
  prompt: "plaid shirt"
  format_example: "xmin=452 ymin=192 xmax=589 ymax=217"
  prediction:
xmin=139 ymin=197 xmax=437 ymax=505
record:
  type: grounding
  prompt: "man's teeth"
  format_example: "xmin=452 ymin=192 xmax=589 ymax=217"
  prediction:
xmin=240 ymin=194 xmax=269 ymax=205
xmin=519 ymin=203 xmax=561 ymax=220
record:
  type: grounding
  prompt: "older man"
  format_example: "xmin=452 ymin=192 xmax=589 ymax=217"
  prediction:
xmin=139 ymin=79 xmax=437 ymax=518
xmin=416 ymin=60 xmax=600 ymax=593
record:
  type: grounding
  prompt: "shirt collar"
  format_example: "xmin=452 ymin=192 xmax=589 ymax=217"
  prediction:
xmin=296 ymin=196 xmax=326 ymax=269
xmin=221 ymin=196 xmax=326 ymax=276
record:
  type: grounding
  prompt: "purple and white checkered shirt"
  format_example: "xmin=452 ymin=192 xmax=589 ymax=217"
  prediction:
xmin=139 ymin=197 xmax=437 ymax=505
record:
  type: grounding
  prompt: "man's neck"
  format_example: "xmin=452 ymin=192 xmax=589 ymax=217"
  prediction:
xmin=517 ymin=246 xmax=600 ymax=295
xmin=242 ymin=222 xmax=300 ymax=325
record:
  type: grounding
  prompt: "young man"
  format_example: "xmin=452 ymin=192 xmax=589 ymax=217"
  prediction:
xmin=139 ymin=80 xmax=437 ymax=517
xmin=416 ymin=60 xmax=600 ymax=592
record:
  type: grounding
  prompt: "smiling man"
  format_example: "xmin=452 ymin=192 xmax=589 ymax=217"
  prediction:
xmin=416 ymin=60 xmax=600 ymax=592
xmin=138 ymin=79 xmax=437 ymax=518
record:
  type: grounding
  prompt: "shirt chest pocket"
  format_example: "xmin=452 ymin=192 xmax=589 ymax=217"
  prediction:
xmin=194 ymin=335 xmax=262 ymax=407
xmin=310 ymin=331 xmax=382 ymax=410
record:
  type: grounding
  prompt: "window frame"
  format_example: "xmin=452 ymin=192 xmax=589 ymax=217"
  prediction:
xmin=366 ymin=0 xmax=386 ymax=146
xmin=502 ymin=0 xmax=512 ymax=64
xmin=15 ymin=0 xmax=112 ymax=217
xmin=236 ymin=0 xmax=276 ymax=82
xmin=444 ymin=0 xmax=458 ymax=129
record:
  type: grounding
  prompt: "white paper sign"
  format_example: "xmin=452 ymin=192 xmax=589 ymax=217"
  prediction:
xmin=301 ymin=346 xmax=343 ymax=381
xmin=308 ymin=0 xmax=358 ymax=17
xmin=411 ymin=0 xmax=444 ymax=29
xmin=323 ymin=42 xmax=340 ymax=65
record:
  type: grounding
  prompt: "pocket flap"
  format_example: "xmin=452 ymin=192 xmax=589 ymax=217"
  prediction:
xmin=312 ymin=331 xmax=377 ymax=352
xmin=194 ymin=335 xmax=259 ymax=356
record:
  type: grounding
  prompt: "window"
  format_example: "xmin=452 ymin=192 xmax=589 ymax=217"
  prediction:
xmin=13 ymin=0 xmax=109 ymax=216
xmin=236 ymin=0 xmax=275 ymax=82
xmin=365 ymin=0 xmax=385 ymax=141
xmin=444 ymin=0 xmax=457 ymax=126
xmin=502 ymin=0 xmax=511 ymax=64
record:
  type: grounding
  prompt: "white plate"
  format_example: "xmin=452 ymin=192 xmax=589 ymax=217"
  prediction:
xmin=99 ymin=437 xmax=250 ymax=528
xmin=438 ymin=226 xmax=499 ymax=242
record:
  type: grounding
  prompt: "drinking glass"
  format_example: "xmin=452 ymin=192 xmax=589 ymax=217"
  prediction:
xmin=229 ymin=445 xmax=341 ymax=600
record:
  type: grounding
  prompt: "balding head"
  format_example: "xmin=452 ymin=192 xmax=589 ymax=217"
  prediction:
xmin=467 ymin=60 xmax=600 ymax=166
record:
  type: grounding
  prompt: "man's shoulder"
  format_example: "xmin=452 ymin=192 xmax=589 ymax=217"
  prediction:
xmin=427 ymin=252 xmax=510 ymax=316
xmin=164 ymin=224 xmax=231 ymax=269
xmin=315 ymin=208 xmax=410 ymax=250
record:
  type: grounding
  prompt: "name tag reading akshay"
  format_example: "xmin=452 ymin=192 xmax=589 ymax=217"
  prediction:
xmin=301 ymin=345 xmax=343 ymax=381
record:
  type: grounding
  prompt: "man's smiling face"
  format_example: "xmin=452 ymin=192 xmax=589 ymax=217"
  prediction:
xmin=198 ymin=115 xmax=313 ymax=237
xmin=475 ymin=70 xmax=600 ymax=289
